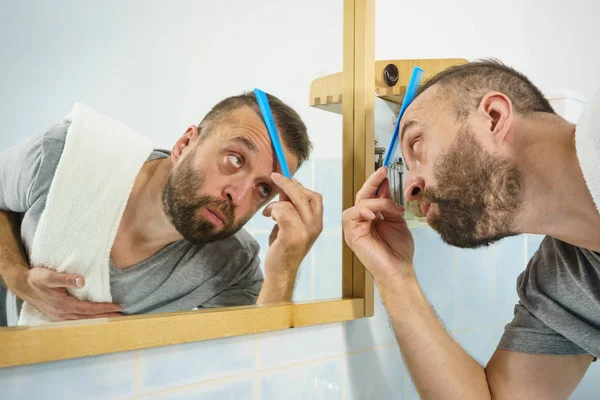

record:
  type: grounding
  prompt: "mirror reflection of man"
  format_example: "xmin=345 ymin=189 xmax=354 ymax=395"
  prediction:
xmin=344 ymin=60 xmax=600 ymax=398
xmin=0 ymin=92 xmax=323 ymax=324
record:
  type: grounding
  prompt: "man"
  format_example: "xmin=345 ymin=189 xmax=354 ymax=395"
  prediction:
xmin=0 ymin=91 xmax=323 ymax=324
xmin=343 ymin=60 xmax=599 ymax=399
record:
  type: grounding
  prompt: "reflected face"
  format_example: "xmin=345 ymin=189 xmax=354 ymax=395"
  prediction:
xmin=399 ymin=86 xmax=523 ymax=248
xmin=162 ymin=106 xmax=298 ymax=244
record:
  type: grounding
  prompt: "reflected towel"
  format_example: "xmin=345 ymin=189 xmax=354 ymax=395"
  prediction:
xmin=18 ymin=103 xmax=153 ymax=326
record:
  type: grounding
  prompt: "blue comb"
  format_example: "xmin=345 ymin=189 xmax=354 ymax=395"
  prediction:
xmin=382 ymin=66 xmax=424 ymax=168
xmin=254 ymin=88 xmax=291 ymax=178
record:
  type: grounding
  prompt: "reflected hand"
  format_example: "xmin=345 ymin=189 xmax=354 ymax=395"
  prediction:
xmin=260 ymin=173 xmax=323 ymax=301
xmin=342 ymin=167 xmax=415 ymax=282
xmin=20 ymin=267 xmax=123 ymax=321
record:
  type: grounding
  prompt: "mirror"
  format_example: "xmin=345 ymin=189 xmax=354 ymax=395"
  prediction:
xmin=0 ymin=0 xmax=344 ymax=332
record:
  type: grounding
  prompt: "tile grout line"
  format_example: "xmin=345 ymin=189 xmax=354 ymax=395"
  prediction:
xmin=341 ymin=350 xmax=346 ymax=400
xmin=340 ymin=318 xmax=346 ymax=400
xmin=135 ymin=350 xmax=141 ymax=398
xmin=138 ymin=371 xmax=258 ymax=399
xmin=344 ymin=342 xmax=398 ymax=357
xmin=254 ymin=334 xmax=260 ymax=400
xmin=258 ymin=352 xmax=346 ymax=375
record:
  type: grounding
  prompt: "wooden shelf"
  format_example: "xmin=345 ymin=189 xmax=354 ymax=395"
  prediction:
xmin=310 ymin=58 xmax=468 ymax=113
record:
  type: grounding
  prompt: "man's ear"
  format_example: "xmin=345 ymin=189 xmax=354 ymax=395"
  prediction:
xmin=171 ymin=125 xmax=200 ymax=164
xmin=478 ymin=92 xmax=513 ymax=142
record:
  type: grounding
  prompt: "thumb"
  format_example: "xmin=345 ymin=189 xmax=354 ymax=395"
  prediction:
xmin=46 ymin=271 xmax=85 ymax=289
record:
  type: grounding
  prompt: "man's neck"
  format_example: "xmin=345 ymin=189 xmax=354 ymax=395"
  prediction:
xmin=514 ymin=114 xmax=600 ymax=251
xmin=117 ymin=157 xmax=183 ymax=250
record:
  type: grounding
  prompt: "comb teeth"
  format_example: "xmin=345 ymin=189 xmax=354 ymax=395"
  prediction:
xmin=405 ymin=68 xmax=424 ymax=101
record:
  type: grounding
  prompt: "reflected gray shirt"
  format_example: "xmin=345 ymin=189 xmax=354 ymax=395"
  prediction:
xmin=0 ymin=120 xmax=263 ymax=320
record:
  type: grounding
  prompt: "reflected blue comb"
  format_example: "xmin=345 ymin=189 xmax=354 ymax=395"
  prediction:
xmin=254 ymin=88 xmax=291 ymax=178
xmin=375 ymin=66 xmax=423 ymax=196
xmin=383 ymin=66 xmax=424 ymax=168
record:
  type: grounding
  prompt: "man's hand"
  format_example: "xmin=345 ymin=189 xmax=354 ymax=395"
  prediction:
xmin=0 ymin=210 xmax=122 ymax=322
xmin=342 ymin=167 xmax=415 ymax=281
xmin=257 ymin=172 xmax=323 ymax=303
xmin=14 ymin=267 xmax=122 ymax=321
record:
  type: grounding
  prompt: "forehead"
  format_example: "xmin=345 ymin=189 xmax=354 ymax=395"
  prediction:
xmin=218 ymin=106 xmax=269 ymax=139
xmin=399 ymin=85 xmax=443 ymax=130
xmin=212 ymin=106 xmax=299 ymax=173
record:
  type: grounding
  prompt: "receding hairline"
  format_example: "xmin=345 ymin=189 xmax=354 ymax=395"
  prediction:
xmin=410 ymin=59 xmax=556 ymax=120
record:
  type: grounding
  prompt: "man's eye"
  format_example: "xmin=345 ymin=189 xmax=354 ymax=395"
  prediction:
xmin=258 ymin=184 xmax=270 ymax=198
xmin=228 ymin=155 xmax=243 ymax=168
xmin=410 ymin=138 xmax=421 ymax=153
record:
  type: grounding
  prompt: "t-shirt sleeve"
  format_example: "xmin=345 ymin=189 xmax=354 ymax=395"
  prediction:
xmin=200 ymin=246 xmax=264 ymax=308
xmin=498 ymin=302 xmax=589 ymax=356
xmin=0 ymin=133 xmax=45 ymax=212
xmin=498 ymin=236 xmax=599 ymax=358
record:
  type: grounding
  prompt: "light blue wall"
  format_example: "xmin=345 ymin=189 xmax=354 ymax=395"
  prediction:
xmin=3 ymin=226 xmax=599 ymax=399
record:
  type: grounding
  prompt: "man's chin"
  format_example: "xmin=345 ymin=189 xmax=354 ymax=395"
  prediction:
xmin=438 ymin=229 xmax=515 ymax=249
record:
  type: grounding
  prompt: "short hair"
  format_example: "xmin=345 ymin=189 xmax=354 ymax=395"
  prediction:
xmin=416 ymin=59 xmax=555 ymax=120
xmin=198 ymin=92 xmax=312 ymax=167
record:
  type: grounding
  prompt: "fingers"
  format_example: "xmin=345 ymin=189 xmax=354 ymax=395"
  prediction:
xmin=357 ymin=198 xmax=405 ymax=218
xmin=64 ymin=297 xmax=123 ymax=315
xmin=355 ymin=167 xmax=388 ymax=202
xmin=342 ymin=198 xmax=405 ymax=232
xmin=263 ymin=201 xmax=303 ymax=230
xmin=30 ymin=268 xmax=85 ymax=289
xmin=343 ymin=204 xmax=377 ymax=222
xmin=271 ymin=173 xmax=323 ymax=224
xmin=74 ymin=312 xmax=124 ymax=320
xmin=51 ymin=312 xmax=124 ymax=321
xmin=377 ymin=177 xmax=392 ymax=200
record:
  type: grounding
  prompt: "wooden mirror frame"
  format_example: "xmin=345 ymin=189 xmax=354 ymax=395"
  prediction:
xmin=0 ymin=0 xmax=376 ymax=368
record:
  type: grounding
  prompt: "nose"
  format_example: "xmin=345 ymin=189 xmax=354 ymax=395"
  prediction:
xmin=403 ymin=173 xmax=425 ymax=203
xmin=222 ymin=179 xmax=253 ymax=207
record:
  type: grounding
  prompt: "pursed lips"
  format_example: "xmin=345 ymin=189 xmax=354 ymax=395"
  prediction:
xmin=206 ymin=207 xmax=226 ymax=225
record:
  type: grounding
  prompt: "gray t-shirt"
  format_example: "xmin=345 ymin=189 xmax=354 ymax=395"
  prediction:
xmin=499 ymin=236 xmax=600 ymax=359
xmin=0 ymin=120 xmax=263 ymax=323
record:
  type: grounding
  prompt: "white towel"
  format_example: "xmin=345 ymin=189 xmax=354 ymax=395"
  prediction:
xmin=575 ymin=90 xmax=600 ymax=215
xmin=19 ymin=103 xmax=153 ymax=326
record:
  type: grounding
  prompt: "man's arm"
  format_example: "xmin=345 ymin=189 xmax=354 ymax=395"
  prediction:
xmin=379 ymin=271 xmax=592 ymax=399
xmin=0 ymin=210 xmax=122 ymax=321
xmin=343 ymin=168 xmax=592 ymax=399
xmin=0 ymin=129 xmax=122 ymax=322
xmin=256 ymin=172 xmax=323 ymax=304
xmin=0 ymin=211 xmax=30 ymax=297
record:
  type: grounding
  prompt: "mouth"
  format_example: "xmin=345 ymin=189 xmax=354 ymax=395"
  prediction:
xmin=204 ymin=207 xmax=226 ymax=228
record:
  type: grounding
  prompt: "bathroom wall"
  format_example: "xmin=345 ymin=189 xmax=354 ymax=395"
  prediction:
xmin=2 ymin=0 xmax=600 ymax=399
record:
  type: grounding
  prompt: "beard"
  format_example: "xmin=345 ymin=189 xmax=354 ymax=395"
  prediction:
xmin=161 ymin=152 xmax=246 ymax=244
xmin=421 ymin=125 xmax=523 ymax=248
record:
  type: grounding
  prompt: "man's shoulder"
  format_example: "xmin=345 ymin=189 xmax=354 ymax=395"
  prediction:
xmin=43 ymin=119 xmax=170 ymax=163
xmin=43 ymin=120 xmax=70 ymax=144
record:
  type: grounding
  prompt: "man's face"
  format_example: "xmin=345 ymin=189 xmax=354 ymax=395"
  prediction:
xmin=399 ymin=86 xmax=523 ymax=248
xmin=163 ymin=106 xmax=298 ymax=244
